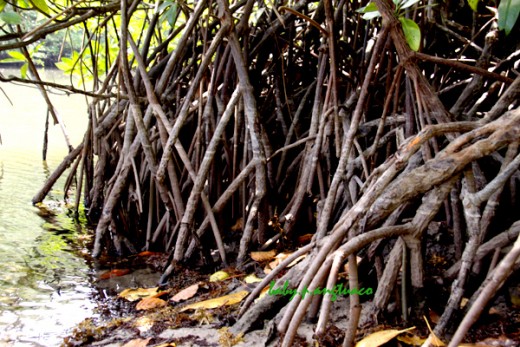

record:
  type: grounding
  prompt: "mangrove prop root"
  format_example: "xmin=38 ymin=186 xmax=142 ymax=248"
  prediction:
xmin=21 ymin=0 xmax=520 ymax=344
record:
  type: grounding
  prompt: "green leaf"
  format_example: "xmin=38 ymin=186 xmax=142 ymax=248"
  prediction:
xmin=399 ymin=17 xmax=421 ymax=51
xmin=0 ymin=11 xmax=22 ymax=24
xmin=356 ymin=2 xmax=379 ymax=13
xmin=400 ymin=0 xmax=421 ymax=10
xmin=29 ymin=0 xmax=49 ymax=14
xmin=467 ymin=0 xmax=479 ymax=12
xmin=0 ymin=0 xmax=7 ymax=12
xmin=0 ymin=58 xmax=21 ymax=63
xmin=357 ymin=2 xmax=381 ymax=20
xmin=362 ymin=10 xmax=381 ymax=19
xmin=8 ymin=51 xmax=26 ymax=61
xmin=498 ymin=0 xmax=520 ymax=35
xmin=20 ymin=63 xmax=28 ymax=78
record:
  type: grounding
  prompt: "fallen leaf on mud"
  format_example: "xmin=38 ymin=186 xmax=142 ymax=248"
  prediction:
xmin=99 ymin=269 xmax=131 ymax=280
xmin=136 ymin=297 xmax=167 ymax=310
xmin=122 ymin=338 xmax=151 ymax=347
xmin=230 ymin=218 xmax=243 ymax=232
xmin=397 ymin=334 xmax=426 ymax=346
xmin=343 ymin=256 xmax=363 ymax=273
xmin=171 ymin=283 xmax=199 ymax=302
xmin=287 ymin=254 xmax=307 ymax=267
xmin=355 ymin=327 xmax=415 ymax=347
xmin=119 ymin=287 xmax=159 ymax=301
xmin=137 ymin=251 xmax=162 ymax=257
xmin=209 ymin=270 xmax=230 ymax=282
xmin=254 ymin=285 xmax=271 ymax=303
xmin=251 ymin=250 xmax=276 ymax=262
xmin=297 ymin=233 xmax=313 ymax=245
xmin=154 ymin=343 xmax=176 ymax=347
xmin=219 ymin=327 xmax=244 ymax=347
xmin=134 ymin=316 xmax=154 ymax=333
xmin=263 ymin=251 xmax=306 ymax=273
xmin=244 ymin=274 xmax=263 ymax=284
xmin=180 ymin=290 xmax=249 ymax=311
xmin=423 ymin=316 xmax=445 ymax=346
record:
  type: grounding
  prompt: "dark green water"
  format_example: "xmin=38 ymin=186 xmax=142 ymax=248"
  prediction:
xmin=0 ymin=68 xmax=94 ymax=346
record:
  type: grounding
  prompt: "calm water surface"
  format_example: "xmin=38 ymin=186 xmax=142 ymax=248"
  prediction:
xmin=0 ymin=68 xmax=95 ymax=346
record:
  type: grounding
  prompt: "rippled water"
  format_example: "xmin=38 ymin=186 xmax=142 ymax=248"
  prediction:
xmin=0 ymin=68 xmax=95 ymax=346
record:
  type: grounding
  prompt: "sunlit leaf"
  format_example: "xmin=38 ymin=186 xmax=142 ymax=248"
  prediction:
xmin=180 ymin=290 xmax=249 ymax=312
xmin=119 ymin=287 xmax=159 ymax=301
xmin=498 ymin=0 xmax=520 ymax=35
xmin=209 ymin=270 xmax=230 ymax=282
xmin=0 ymin=0 xmax=6 ymax=12
xmin=467 ymin=0 xmax=479 ymax=11
xmin=0 ymin=58 xmax=21 ymax=63
xmin=170 ymin=283 xmax=199 ymax=302
xmin=20 ymin=63 xmax=28 ymax=78
xmin=136 ymin=297 xmax=167 ymax=310
xmin=29 ymin=0 xmax=49 ymax=14
xmin=8 ymin=51 xmax=25 ymax=61
xmin=355 ymin=327 xmax=415 ymax=347
xmin=0 ymin=11 xmax=22 ymax=24
xmin=399 ymin=17 xmax=421 ymax=51
xmin=251 ymin=250 xmax=276 ymax=262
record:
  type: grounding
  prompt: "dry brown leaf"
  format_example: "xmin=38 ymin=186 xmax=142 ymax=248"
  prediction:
xmin=266 ymin=259 xmax=280 ymax=271
xmin=251 ymin=250 xmax=276 ymax=262
xmin=297 ymin=233 xmax=313 ymax=245
xmin=171 ymin=283 xmax=199 ymax=302
xmin=180 ymin=290 xmax=249 ymax=312
xmin=154 ymin=343 xmax=176 ymax=347
xmin=119 ymin=287 xmax=159 ymax=301
xmin=122 ymin=338 xmax=151 ymax=347
xmin=355 ymin=327 xmax=415 ymax=347
xmin=136 ymin=297 xmax=167 ymax=310
xmin=230 ymin=218 xmax=243 ymax=232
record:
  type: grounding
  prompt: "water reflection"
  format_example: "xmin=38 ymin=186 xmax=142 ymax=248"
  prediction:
xmin=0 ymin=69 xmax=93 ymax=346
